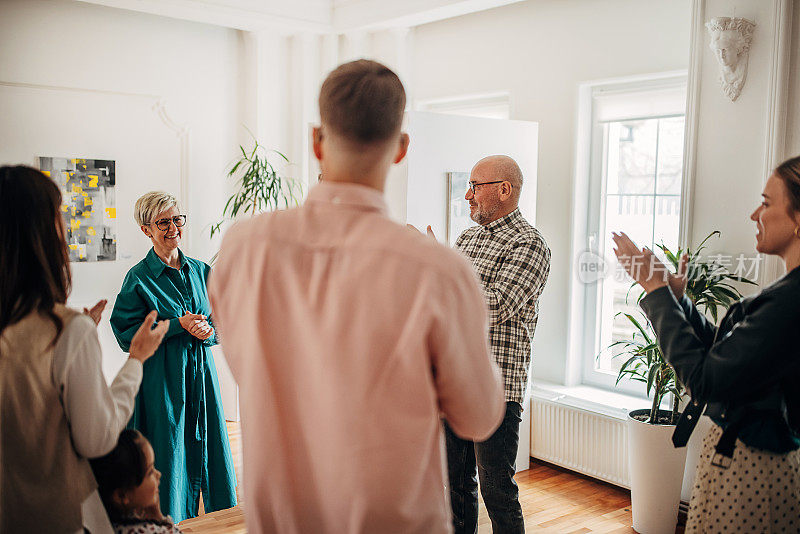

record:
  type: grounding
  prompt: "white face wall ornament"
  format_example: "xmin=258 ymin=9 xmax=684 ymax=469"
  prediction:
xmin=705 ymin=16 xmax=756 ymax=102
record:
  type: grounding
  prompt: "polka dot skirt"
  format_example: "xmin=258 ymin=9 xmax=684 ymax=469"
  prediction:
xmin=114 ymin=520 xmax=183 ymax=534
xmin=686 ymin=424 xmax=800 ymax=533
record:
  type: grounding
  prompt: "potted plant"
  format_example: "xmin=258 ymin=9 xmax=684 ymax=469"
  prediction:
xmin=606 ymin=231 xmax=755 ymax=534
xmin=210 ymin=140 xmax=303 ymax=242
xmin=206 ymin=140 xmax=303 ymax=420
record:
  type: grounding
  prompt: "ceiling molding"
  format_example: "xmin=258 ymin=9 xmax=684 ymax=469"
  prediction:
xmin=74 ymin=0 xmax=528 ymax=34
xmin=332 ymin=0 xmax=526 ymax=32
xmin=73 ymin=0 xmax=331 ymax=33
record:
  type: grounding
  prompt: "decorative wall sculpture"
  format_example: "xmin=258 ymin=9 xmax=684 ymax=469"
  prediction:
xmin=39 ymin=157 xmax=117 ymax=262
xmin=705 ymin=16 xmax=756 ymax=102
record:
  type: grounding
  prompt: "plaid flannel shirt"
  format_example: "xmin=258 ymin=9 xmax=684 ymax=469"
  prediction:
xmin=455 ymin=208 xmax=551 ymax=403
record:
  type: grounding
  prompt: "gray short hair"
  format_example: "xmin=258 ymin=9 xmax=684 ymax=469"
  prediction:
xmin=134 ymin=191 xmax=180 ymax=226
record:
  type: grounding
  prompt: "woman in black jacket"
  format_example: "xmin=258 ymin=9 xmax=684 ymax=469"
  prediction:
xmin=612 ymin=155 xmax=800 ymax=533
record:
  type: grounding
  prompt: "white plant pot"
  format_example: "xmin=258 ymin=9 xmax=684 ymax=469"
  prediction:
xmin=627 ymin=409 xmax=688 ymax=534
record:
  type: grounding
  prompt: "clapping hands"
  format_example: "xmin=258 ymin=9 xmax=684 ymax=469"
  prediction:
xmin=407 ymin=224 xmax=437 ymax=240
xmin=83 ymin=299 xmax=108 ymax=325
xmin=129 ymin=311 xmax=169 ymax=363
xmin=611 ymin=232 xmax=689 ymax=298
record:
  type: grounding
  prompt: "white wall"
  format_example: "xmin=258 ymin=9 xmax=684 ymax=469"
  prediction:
xmin=682 ymin=0 xmax=798 ymax=293
xmin=402 ymin=112 xmax=538 ymax=234
xmin=689 ymin=1 xmax=784 ymax=267
xmin=408 ymin=0 xmax=691 ymax=384
xmin=0 ymin=0 xmax=242 ymax=402
xmin=787 ymin=1 xmax=800 ymax=157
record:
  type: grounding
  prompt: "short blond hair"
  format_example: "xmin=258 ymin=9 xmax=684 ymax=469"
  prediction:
xmin=134 ymin=191 xmax=180 ymax=226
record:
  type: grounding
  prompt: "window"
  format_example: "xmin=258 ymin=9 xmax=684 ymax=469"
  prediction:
xmin=575 ymin=74 xmax=687 ymax=394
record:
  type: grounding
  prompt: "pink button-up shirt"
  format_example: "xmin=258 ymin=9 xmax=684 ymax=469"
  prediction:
xmin=209 ymin=181 xmax=504 ymax=534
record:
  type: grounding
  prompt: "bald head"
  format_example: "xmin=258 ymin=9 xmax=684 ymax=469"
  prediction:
xmin=466 ymin=155 xmax=523 ymax=225
xmin=472 ymin=155 xmax=523 ymax=202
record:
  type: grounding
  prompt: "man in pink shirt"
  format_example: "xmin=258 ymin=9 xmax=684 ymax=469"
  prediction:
xmin=209 ymin=60 xmax=505 ymax=534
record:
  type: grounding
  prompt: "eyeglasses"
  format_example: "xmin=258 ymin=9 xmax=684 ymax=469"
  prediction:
xmin=467 ymin=180 xmax=510 ymax=194
xmin=148 ymin=215 xmax=187 ymax=231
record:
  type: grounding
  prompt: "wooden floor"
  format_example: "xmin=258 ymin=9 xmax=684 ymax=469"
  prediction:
xmin=180 ymin=422 xmax=636 ymax=533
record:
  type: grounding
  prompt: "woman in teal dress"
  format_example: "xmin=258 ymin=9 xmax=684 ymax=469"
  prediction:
xmin=110 ymin=191 xmax=237 ymax=523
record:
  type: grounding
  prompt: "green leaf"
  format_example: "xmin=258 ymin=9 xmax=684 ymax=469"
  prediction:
xmin=272 ymin=150 xmax=290 ymax=162
xmin=711 ymin=286 xmax=738 ymax=303
xmin=729 ymin=274 xmax=758 ymax=285
xmin=619 ymin=355 xmax=640 ymax=372
xmin=623 ymin=313 xmax=652 ymax=343
xmin=659 ymin=243 xmax=679 ymax=269
xmin=229 ymin=159 xmax=242 ymax=176
xmin=708 ymin=303 xmax=719 ymax=322
xmin=694 ymin=231 xmax=720 ymax=255
xmin=646 ymin=364 xmax=658 ymax=395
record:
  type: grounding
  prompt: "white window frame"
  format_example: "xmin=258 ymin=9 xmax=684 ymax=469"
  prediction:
xmin=567 ymin=71 xmax=689 ymax=397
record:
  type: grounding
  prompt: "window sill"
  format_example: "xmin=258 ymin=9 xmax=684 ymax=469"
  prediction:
xmin=531 ymin=380 xmax=652 ymax=421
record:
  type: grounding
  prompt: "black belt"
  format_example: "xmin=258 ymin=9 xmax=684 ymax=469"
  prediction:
xmin=671 ymin=398 xmax=703 ymax=448
xmin=709 ymin=408 xmax=758 ymax=469
xmin=673 ymin=400 xmax=765 ymax=470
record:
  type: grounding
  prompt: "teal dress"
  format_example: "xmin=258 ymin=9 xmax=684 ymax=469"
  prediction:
xmin=110 ymin=248 xmax=237 ymax=522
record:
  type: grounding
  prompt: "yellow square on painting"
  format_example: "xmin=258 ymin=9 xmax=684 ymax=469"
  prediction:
xmin=72 ymin=185 xmax=83 ymax=194
xmin=61 ymin=205 xmax=68 ymax=212
xmin=84 ymin=197 xmax=93 ymax=206
xmin=88 ymin=175 xmax=99 ymax=187
xmin=42 ymin=170 xmax=51 ymax=177
xmin=70 ymin=219 xmax=81 ymax=231
xmin=83 ymin=211 xmax=91 ymax=218
xmin=105 ymin=208 xmax=116 ymax=219
xmin=69 ymin=244 xmax=78 ymax=250
xmin=87 ymin=227 xmax=96 ymax=236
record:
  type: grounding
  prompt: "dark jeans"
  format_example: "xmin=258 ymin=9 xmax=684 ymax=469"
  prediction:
xmin=445 ymin=401 xmax=524 ymax=534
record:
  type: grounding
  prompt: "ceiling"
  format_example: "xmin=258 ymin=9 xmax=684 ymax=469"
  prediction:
xmin=74 ymin=0 xmax=526 ymax=33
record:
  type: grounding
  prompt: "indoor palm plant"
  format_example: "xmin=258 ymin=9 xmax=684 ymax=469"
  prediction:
xmin=605 ymin=231 xmax=756 ymax=534
xmin=210 ymin=140 xmax=303 ymax=241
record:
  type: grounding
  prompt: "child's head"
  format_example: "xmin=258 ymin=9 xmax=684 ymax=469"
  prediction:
xmin=90 ymin=429 xmax=161 ymax=520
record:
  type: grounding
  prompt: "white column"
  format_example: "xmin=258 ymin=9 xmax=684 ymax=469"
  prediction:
xmin=388 ymin=27 xmax=412 ymax=94
xmin=321 ymin=33 xmax=340 ymax=76
xmin=342 ymin=31 xmax=369 ymax=62
xmin=240 ymin=31 xmax=290 ymax=152
xmin=289 ymin=32 xmax=323 ymax=189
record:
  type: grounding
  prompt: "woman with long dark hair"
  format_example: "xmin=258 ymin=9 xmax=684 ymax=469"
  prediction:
xmin=0 ymin=165 xmax=169 ymax=533
xmin=612 ymin=155 xmax=800 ymax=532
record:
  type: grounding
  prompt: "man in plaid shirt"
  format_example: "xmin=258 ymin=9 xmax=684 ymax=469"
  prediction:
xmin=445 ymin=155 xmax=550 ymax=534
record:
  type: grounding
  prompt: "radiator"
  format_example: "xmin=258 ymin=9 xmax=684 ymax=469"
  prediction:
xmin=530 ymin=394 xmax=630 ymax=488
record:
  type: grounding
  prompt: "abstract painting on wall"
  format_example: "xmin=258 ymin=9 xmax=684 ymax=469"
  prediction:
xmin=39 ymin=157 xmax=117 ymax=262
xmin=446 ymin=171 xmax=471 ymax=246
